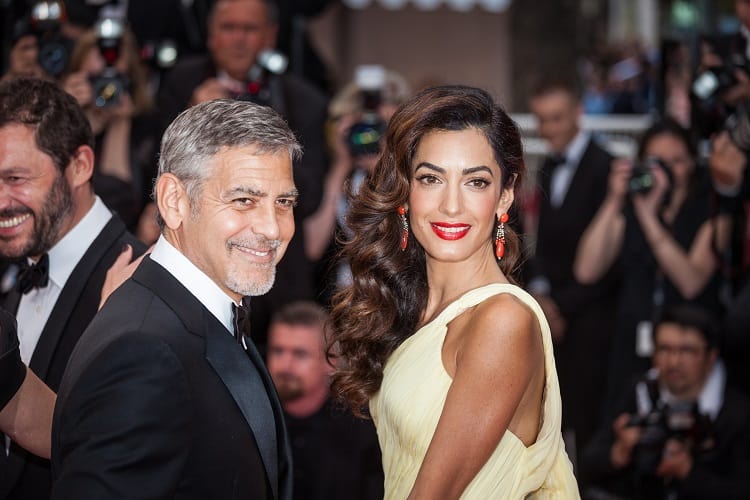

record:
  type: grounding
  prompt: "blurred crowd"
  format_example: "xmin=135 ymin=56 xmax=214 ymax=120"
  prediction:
xmin=2 ymin=0 xmax=750 ymax=499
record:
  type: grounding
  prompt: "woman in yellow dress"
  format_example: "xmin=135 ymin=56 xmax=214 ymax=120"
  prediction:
xmin=329 ymin=85 xmax=579 ymax=499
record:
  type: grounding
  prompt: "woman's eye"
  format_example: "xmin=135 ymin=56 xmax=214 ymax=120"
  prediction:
xmin=468 ymin=178 xmax=490 ymax=188
xmin=416 ymin=174 xmax=440 ymax=184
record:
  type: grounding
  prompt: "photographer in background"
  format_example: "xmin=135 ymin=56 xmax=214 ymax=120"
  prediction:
xmin=63 ymin=18 xmax=154 ymax=230
xmin=0 ymin=20 xmax=47 ymax=83
xmin=304 ymin=65 xmax=410 ymax=302
xmin=581 ymin=305 xmax=750 ymax=499
xmin=575 ymin=119 xmax=730 ymax=412
xmin=708 ymin=121 xmax=750 ymax=396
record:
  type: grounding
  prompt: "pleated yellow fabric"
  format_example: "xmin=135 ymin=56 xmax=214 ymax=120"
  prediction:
xmin=370 ymin=283 xmax=580 ymax=499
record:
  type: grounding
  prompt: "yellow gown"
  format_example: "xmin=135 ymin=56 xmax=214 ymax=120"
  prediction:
xmin=369 ymin=283 xmax=580 ymax=499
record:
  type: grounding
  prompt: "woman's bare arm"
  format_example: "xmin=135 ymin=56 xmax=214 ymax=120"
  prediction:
xmin=407 ymin=295 xmax=544 ymax=499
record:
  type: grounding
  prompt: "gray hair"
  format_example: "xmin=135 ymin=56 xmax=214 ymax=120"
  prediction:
xmin=154 ymin=99 xmax=302 ymax=229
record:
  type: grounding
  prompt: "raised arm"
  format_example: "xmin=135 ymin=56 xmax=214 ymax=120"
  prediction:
xmin=574 ymin=159 xmax=630 ymax=284
xmin=303 ymin=115 xmax=356 ymax=261
xmin=632 ymin=167 xmax=729 ymax=299
xmin=407 ymin=294 xmax=544 ymax=499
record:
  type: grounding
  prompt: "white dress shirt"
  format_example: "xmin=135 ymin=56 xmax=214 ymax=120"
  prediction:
xmin=149 ymin=235 xmax=239 ymax=337
xmin=549 ymin=130 xmax=590 ymax=208
xmin=17 ymin=196 xmax=111 ymax=364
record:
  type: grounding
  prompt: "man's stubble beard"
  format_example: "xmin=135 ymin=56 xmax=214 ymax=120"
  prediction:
xmin=0 ymin=172 xmax=73 ymax=259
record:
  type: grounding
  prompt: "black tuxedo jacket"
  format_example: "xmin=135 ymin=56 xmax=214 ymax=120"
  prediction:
xmin=157 ymin=55 xmax=329 ymax=344
xmin=51 ymin=257 xmax=293 ymax=500
xmin=0 ymin=214 xmax=143 ymax=500
xmin=525 ymin=138 xmax=621 ymax=456
xmin=527 ymin=137 xmax=616 ymax=316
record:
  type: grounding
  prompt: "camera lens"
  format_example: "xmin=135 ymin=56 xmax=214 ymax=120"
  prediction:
xmin=628 ymin=166 xmax=655 ymax=194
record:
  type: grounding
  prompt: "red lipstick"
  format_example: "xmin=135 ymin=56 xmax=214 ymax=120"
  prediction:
xmin=431 ymin=222 xmax=470 ymax=240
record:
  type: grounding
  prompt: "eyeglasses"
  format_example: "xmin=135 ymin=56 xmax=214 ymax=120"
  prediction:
xmin=654 ymin=343 xmax=707 ymax=358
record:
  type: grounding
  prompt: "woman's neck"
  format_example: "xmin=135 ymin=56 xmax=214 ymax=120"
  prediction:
xmin=422 ymin=253 xmax=507 ymax=326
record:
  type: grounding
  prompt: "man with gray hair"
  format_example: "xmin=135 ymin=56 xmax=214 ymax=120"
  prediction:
xmin=51 ymin=99 xmax=299 ymax=500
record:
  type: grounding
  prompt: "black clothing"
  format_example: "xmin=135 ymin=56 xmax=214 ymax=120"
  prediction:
xmin=0 ymin=215 xmax=144 ymax=500
xmin=284 ymin=398 xmax=383 ymax=500
xmin=605 ymin=171 xmax=724 ymax=413
xmin=0 ymin=308 xmax=24 ymax=411
xmin=525 ymin=138 xmax=620 ymax=465
xmin=52 ymin=257 xmax=292 ymax=499
xmin=157 ymin=55 xmax=329 ymax=347
xmin=582 ymin=376 xmax=750 ymax=499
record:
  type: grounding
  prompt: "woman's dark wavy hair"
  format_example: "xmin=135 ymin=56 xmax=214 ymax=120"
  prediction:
xmin=328 ymin=85 xmax=526 ymax=416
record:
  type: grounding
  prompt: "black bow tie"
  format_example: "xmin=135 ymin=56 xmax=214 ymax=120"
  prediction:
xmin=232 ymin=297 xmax=252 ymax=346
xmin=548 ymin=153 xmax=567 ymax=168
xmin=16 ymin=254 xmax=49 ymax=294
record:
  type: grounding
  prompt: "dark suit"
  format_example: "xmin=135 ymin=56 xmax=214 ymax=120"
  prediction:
xmin=0 ymin=214 xmax=143 ymax=500
xmin=582 ymin=375 xmax=750 ymax=499
xmin=51 ymin=257 xmax=293 ymax=499
xmin=157 ymin=55 xmax=328 ymax=347
xmin=525 ymin=138 xmax=620 ymax=466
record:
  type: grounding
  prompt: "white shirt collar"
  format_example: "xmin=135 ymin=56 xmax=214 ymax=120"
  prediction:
xmin=46 ymin=196 xmax=111 ymax=289
xmin=149 ymin=235 xmax=237 ymax=335
xmin=562 ymin=129 xmax=590 ymax=168
xmin=637 ymin=361 xmax=726 ymax=420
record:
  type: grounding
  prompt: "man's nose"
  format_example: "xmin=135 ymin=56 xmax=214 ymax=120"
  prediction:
xmin=250 ymin=204 xmax=281 ymax=241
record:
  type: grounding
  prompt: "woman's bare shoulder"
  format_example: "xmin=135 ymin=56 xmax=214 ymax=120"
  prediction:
xmin=454 ymin=292 xmax=540 ymax=366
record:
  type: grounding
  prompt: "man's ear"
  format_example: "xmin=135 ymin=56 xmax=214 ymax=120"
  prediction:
xmin=155 ymin=174 xmax=191 ymax=230
xmin=66 ymin=145 xmax=95 ymax=189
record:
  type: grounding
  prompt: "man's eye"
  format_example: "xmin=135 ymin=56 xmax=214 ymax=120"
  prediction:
xmin=277 ymin=198 xmax=297 ymax=208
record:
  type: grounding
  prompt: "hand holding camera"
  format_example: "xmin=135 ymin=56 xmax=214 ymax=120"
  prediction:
xmin=630 ymin=157 xmax=672 ymax=218
xmin=654 ymin=438 xmax=693 ymax=480
xmin=610 ymin=412 xmax=643 ymax=469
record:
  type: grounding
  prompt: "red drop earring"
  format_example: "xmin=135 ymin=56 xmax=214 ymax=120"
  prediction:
xmin=398 ymin=206 xmax=409 ymax=251
xmin=495 ymin=213 xmax=508 ymax=260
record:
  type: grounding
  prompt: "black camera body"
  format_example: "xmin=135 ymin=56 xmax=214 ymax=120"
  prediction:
xmin=89 ymin=17 xmax=129 ymax=108
xmin=346 ymin=65 xmax=387 ymax=158
xmin=90 ymin=70 xmax=130 ymax=108
xmin=628 ymin=157 xmax=670 ymax=195
xmin=627 ymin=376 xmax=715 ymax=478
xmin=691 ymin=35 xmax=750 ymax=141
xmin=235 ymin=49 xmax=288 ymax=108
xmin=347 ymin=88 xmax=386 ymax=157
xmin=28 ymin=1 xmax=70 ymax=78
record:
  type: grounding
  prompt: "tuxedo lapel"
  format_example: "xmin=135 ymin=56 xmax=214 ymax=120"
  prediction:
xmin=205 ymin=323 xmax=280 ymax=500
xmin=133 ymin=257 xmax=282 ymax=500
xmin=0 ymin=216 xmax=127 ymax=497
xmin=29 ymin=216 xmax=127 ymax=380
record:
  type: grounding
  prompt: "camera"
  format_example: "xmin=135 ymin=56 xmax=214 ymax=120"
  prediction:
xmin=628 ymin=157 xmax=669 ymax=194
xmin=347 ymin=65 xmax=387 ymax=157
xmin=235 ymin=49 xmax=288 ymax=108
xmin=28 ymin=0 xmax=70 ymax=78
xmin=691 ymin=36 xmax=750 ymax=141
xmin=627 ymin=377 xmax=715 ymax=478
xmin=89 ymin=16 xmax=130 ymax=108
